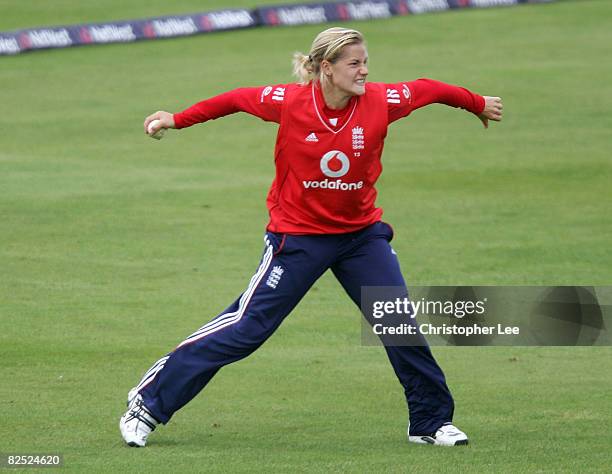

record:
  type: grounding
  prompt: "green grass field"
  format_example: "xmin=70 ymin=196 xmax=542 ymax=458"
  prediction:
xmin=1 ymin=0 xmax=611 ymax=472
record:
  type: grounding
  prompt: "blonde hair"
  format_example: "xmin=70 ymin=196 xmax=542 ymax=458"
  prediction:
xmin=292 ymin=27 xmax=365 ymax=85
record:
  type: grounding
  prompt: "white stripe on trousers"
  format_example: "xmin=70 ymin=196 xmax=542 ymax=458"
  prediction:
xmin=176 ymin=240 xmax=274 ymax=348
xmin=135 ymin=238 xmax=274 ymax=391
xmin=136 ymin=355 xmax=169 ymax=391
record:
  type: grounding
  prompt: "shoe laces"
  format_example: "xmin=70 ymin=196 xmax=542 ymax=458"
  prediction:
xmin=126 ymin=397 xmax=158 ymax=431
xmin=437 ymin=423 xmax=462 ymax=437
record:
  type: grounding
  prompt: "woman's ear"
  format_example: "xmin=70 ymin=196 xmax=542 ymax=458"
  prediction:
xmin=320 ymin=60 xmax=332 ymax=77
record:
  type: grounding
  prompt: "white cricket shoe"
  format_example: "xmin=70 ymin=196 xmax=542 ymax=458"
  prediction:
xmin=408 ymin=422 xmax=469 ymax=446
xmin=119 ymin=392 xmax=159 ymax=447
xmin=127 ymin=387 xmax=139 ymax=406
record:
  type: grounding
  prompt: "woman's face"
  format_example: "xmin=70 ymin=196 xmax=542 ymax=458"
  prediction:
xmin=323 ymin=43 xmax=369 ymax=97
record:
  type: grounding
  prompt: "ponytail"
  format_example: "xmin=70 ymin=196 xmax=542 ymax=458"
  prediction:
xmin=292 ymin=52 xmax=315 ymax=85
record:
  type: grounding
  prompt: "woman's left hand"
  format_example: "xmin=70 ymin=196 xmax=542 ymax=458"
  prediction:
xmin=478 ymin=96 xmax=503 ymax=128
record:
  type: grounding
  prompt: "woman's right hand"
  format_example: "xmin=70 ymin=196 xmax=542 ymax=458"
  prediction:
xmin=144 ymin=111 xmax=176 ymax=136
xmin=477 ymin=96 xmax=503 ymax=129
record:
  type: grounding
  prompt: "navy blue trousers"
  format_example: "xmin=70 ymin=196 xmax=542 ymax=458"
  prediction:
xmin=137 ymin=222 xmax=454 ymax=435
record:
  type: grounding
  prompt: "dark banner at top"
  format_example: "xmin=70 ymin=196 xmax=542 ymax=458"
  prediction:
xmin=0 ymin=9 xmax=256 ymax=56
xmin=256 ymin=1 xmax=398 ymax=26
xmin=445 ymin=0 xmax=519 ymax=8
xmin=0 ymin=0 xmax=555 ymax=56
xmin=404 ymin=0 xmax=450 ymax=14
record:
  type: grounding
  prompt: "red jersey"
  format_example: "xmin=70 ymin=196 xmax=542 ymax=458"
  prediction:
xmin=174 ymin=79 xmax=485 ymax=234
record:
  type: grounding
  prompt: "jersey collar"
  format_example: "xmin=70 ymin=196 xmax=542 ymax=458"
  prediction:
xmin=311 ymin=82 xmax=358 ymax=135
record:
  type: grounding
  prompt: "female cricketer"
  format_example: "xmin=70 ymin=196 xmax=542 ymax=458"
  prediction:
xmin=120 ymin=27 xmax=503 ymax=447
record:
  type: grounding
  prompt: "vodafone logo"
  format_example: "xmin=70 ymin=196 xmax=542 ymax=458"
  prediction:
xmin=303 ymin=150 xmax=363 ymax=191
xmin=320 ymin=150 xmax=350 ymax=178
